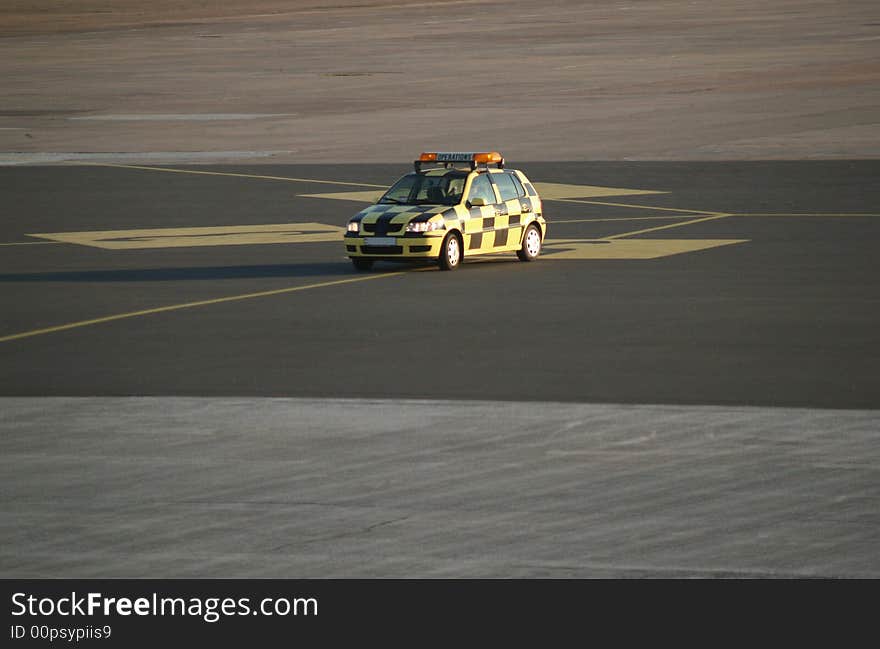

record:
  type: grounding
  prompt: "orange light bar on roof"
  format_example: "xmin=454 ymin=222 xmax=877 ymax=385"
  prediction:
xmin=420 ymin=152 xmax=504 ymax=162
xmin=472 ymin=152 xmax=503 ymax=164
xmin=414 ymin=151 xmax=505 ymax=171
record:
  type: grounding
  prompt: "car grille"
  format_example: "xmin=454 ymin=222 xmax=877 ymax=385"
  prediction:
xmin=363 ymin=222 xmax=403 ymax=235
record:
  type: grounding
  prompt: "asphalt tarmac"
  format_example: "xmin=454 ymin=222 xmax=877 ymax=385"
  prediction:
xmin=1 ymin=161 xmax=878 ymax=408
xmin=1 ymin=160 xmax=878 ymax=578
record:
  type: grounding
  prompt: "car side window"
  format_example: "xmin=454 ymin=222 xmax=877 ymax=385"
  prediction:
xmin=467 ymin=174 xmax=497 ymax=205
xmin=492 ymin=172 xmax=520 ymax=202
xmin=508 ymin=173 xmax=526 ymax=198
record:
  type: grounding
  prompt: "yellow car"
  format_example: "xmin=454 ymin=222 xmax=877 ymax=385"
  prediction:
xmin=345 ymin=152 xmax=546 ymax=271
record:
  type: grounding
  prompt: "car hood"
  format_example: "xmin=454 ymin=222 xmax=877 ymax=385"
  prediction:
xmin=354 ymin=204 xmax=452 ymax=221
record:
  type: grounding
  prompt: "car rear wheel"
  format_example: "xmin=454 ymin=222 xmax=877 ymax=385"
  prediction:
xmin=438 ymin=232 xmax=462 ymax=271
xmin=351 ymin=258 xmax=374 ymax=271
xmin=517 ymin=224 xmax=542 ymax=262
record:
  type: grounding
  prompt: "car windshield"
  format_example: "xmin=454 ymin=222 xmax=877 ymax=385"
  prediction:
xmin=378 ymin=172 xmax=467 ymax=206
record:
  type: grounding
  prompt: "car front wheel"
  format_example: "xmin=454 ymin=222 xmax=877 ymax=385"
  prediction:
xmin=438 ymin=232 xmax=462 ymax=271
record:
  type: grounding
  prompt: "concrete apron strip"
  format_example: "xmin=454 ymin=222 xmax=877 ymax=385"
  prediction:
xmin=0 ymin=152 xmax=294 ymax=165
xmin=68 ymin=114 xmax=296 ymax=121
xmin=1 ymin=397 xmax=878 ymax=578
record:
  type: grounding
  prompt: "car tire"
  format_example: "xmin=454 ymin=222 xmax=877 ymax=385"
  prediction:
xmin=438 ymin=232 xmax=462 ymax=271
xmin=351 ymin=258 xmax=374 ymax=271
xmin=517 ymin=223 xmax=542 ymax=262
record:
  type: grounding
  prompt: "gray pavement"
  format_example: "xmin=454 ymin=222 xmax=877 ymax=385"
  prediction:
xmin=2 ymin=397 xmax=878 ymax=578
xmin=2 ymin=0 xmax=878 ymax=163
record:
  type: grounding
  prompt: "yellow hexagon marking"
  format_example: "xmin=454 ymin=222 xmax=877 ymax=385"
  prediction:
xmin=543 ymin=238 xmax=749 ymax=259
xmin=532 ymin=183 xmax=665 ymax=200
xmin=28 ymin=223 xmax=344 ymax=250
xmin=300 ymin=183 xmax=665 ymax=203
xmin=301 ymin=190 xmax=386 ymax=203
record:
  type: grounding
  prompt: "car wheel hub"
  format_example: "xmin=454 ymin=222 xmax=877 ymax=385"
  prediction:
xmin=526 ymin=229 xmax=541 ymax=256
xmin=448 ymin=238 xmax=460 ymax=265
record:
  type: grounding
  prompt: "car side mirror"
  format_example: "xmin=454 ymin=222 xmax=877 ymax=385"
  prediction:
xmin=469 ymin=197 xmax=487 ymax=207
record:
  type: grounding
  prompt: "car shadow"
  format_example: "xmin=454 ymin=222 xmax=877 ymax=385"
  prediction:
xmin=0 ymin=261 xmax=362 ymax=283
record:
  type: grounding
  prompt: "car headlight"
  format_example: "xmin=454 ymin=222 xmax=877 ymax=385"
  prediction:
xmin=347 ymin=221 xmax=360 ymax=233
xmin=406 ymin=220 xmax=445 ymax=233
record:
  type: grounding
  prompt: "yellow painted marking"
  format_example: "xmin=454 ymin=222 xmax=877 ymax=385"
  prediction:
xmin=605 ymin=214 xmax=732 ymax=240
xmin=551 ymin=216 xmax=702 ymax=224
xmin=87 ymin=164 xmax=665 ymax=201
xmin=543 ymin=238 xmax=748 ymax=260
xmin=84 ymin=163 xmax=387 ymax=188
xmin=729 ymin=213 xmax=880 ymax=217
xmin=532 ymin=183 xmax=665 ymax=200
xmin=301 ymin=183 xmax=665 ymax=204
xmin=0 ymin=272 xmax=405 ymax=344
xmin=300 ymin=190 xmax=386 ymax=203
xmin=29 ymin=223 xmax=343 ymax=250
xmin=0 ymin=241 xmax=64 ymax=247
xmin=551 ymin=197 xmax=727 ymax=216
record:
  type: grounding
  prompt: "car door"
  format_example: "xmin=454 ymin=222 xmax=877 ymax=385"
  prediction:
xmin=488 ymin=171 xmax=523 ymax=249
xmin=464 ymin=173 xmax=502 ymax=252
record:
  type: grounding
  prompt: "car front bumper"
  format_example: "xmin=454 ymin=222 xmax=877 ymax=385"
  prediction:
xmin=345 ymin=233 xmax=444 ymax=258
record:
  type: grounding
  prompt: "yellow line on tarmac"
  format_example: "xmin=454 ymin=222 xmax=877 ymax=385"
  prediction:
xmin=83 ymin=163 xmax=388 ymax=188
xmin=550 ymin=197 xmax=727 ymax=216
xmin=605 ymin=214 xmax=732 ymax=240
xmin=0 ymin=241 xmax=64 ymax=247
xmin=551 ymin=215 xmax=701 ymax=224
xmin=728 ymin=213 xmax=880 ymax=217
xmin=0 ymin=271 xmax=404 ymax=344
